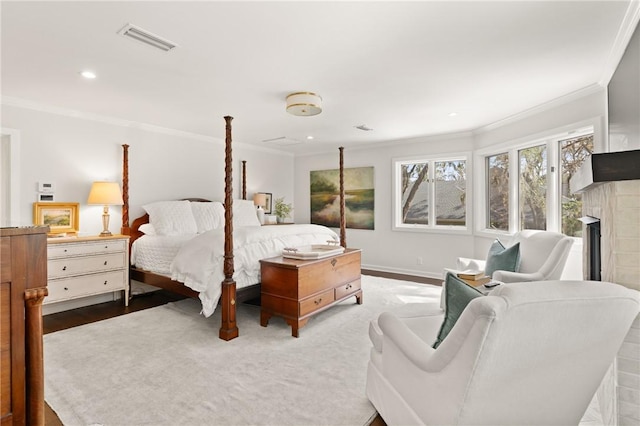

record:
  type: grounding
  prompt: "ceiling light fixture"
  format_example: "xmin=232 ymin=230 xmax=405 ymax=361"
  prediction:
xmin=286 ymin=92 xmax=322 ymax=116
xmin=448 ymin=112 xmax=458 ymax=117
xmin=306 ymin=136 xmax=314 ymax=140
xmin=80 ymin=71 xmax=97 ymax=79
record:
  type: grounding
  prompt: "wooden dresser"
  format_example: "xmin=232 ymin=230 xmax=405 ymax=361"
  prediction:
xmin=260 ymin=248 xmax=362 ymax=337
xmin=1 ymin=226 xmax=48 ymax=426
xmin=45 ymin=235 xmax=129 ymax=307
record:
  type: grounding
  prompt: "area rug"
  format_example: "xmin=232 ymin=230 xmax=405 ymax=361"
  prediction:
xmin=44 ymin=275 xmax=442 ymax=426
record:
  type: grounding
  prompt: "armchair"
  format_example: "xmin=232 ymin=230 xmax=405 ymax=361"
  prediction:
xmin=366 ymin=280 xmax=639 ymax=425
xmin=453 ymin=230 xmax=573 ymax=283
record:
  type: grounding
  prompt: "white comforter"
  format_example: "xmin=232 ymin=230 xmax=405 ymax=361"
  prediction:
xmin=170 ymin=224 xmax=339 ymax=316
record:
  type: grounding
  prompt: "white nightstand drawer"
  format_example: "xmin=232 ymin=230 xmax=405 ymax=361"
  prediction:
xmin=45 ymin=270 xmax=126 ymax=304
xmin=48 ymin=239 xmax=126 ymax=259
xmin=48 ymin=252 xmax=126 ymax=279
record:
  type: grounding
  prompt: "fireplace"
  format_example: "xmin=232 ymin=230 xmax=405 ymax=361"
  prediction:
xmin=579 ymin=216 xmax=601 ymax=281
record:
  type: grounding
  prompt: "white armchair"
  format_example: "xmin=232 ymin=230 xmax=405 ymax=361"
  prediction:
xmin=366 ymin=280 xmax=640 ymax=426
xmin=453 ymin=230 xmax=573 ymax=283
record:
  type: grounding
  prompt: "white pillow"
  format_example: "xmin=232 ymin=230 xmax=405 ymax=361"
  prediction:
xmin=142 ymin=200 xmax=198 ymax=236
xmin=191 ymin=201 xmax=225 ymax=233
xmin=138 ymin=223 xmax=157 ymax=235
xmin=233 ymin=199 xmax=261 ymax=227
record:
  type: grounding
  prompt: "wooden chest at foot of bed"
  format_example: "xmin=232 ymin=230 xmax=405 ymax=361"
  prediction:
xmin=259 ymin=248 xmax=362 ymax=337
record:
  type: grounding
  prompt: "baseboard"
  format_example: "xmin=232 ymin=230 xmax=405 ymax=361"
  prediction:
xmin=361 ymin=268 xmax=442 ymax=286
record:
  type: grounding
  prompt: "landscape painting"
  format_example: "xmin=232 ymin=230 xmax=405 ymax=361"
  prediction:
xmin=310 ymin=166 xmax=374 ymax=230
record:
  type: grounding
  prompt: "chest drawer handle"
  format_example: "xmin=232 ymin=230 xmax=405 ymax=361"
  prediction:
xmin=64 ymin=287 xmax=68 ymax=291
xmin=104 ymin=280 xmax=108 ymax=285
xmin=331 ymin=259 xmax=337 ymax=267
xmin=62 ymin=266 xmax=67 ymax=271
xmin=345 ymin=283 xmax=352 ymax=290
xmin=314 ymin=298 xmax=323 ymax=305
xmin=105 ymin=245 xmax=108 ymax=249
xmin=104 ymin=261 xmax=108 ymax=266
xmin=63 ymin=249 xmax=68 ymax=252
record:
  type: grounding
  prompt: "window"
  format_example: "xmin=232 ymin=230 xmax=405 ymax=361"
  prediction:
xmin=394 ymin=155 xmax=468 ymax=231
xmin=481 ymin=130 xmax=593 ymax=235
xmin=486 ymin=153 xmax=509 ymax=231
xmin=519 ymin=144 xmax=547 ymax=230
xmin=559 ymin=135 xmax=594 ymax=237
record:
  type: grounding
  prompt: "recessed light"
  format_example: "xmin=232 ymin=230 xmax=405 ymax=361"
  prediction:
xmin=448 ymin=112 xmax=458 ymax=117
xmin=80 ymin=71 xmax=97 ymax=79
xmin=306 ymin=136 xmax=314 ymax=140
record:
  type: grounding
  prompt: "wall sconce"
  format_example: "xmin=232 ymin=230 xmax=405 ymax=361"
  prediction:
xmin=253 ymin=193 xmax=267 ymax=225
xmin=87 ymin=181 xmax=124 ymax=237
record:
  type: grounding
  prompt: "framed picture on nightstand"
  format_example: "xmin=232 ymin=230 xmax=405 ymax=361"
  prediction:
xmin=33 ymin=202 xmax=80 ymax=235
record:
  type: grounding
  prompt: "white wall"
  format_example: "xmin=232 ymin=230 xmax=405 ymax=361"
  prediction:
xmin=295 ymin=88 xmax=608 ymax=279
xmin=1 ymin=104 xmax=294 ymax=235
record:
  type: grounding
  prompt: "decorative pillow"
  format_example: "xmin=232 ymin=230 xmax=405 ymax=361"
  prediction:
xmin=484 ymin=239 xmax=521 ymax=277
xmin=142 ymin=200 xmax=198 ymax=236
xmin=191 ymin=201 xmax=225 ymax=233
xmin=433 ymin=273 xmax=484 ymax=349
xmin=233 ymin=199 xmax=261 ymax=227
xmin=138 ymin=223 xmax=157 ymax=235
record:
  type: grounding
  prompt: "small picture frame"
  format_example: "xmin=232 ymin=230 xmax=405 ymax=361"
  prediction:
xmin=259 ymin=192 xmax=272 ymax=214
xmin=33 ymin=202 xmax=80 ymax=235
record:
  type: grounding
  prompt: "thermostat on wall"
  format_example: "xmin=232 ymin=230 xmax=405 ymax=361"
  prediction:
xmin=38 ymin=182 xmax=55 ymax=192
xmin=38 ymin=193 xmax=55 ymax=202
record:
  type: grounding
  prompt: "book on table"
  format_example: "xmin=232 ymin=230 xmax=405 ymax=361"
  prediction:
xmin=459 ymin=276 xmax=492 ymax=287
xmin=456 ymin=270 xmax=486 ymax=280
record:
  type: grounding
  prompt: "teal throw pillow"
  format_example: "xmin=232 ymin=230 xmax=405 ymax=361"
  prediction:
xmin=484 ymin=239 xmax=521 ymax=277
xmin=433 ymin=273 xmax=484 ymax=349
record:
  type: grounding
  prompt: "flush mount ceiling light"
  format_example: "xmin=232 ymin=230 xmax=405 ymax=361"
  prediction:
xmin=286 ymin=92 xmax=322 ymax=116
xmin=80 ymin=71 xmax=96 ymax=79
xmin=117 ymin=23 xmax=177 ymax=52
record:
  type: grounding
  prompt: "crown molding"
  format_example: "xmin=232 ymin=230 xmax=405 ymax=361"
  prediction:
xmin=1 ymin=96 xmax=293 ymax=157
xmin=599 ymin=0 xmax=640 ymax=87
xmin=473 ymin=84 xmax=604 ymax=135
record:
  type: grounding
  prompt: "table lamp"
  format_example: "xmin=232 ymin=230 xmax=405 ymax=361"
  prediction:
xmin=253 ymin=193 xmax=267 ymax=225
xmin=87 ymin=181 xmax=124 ymax=237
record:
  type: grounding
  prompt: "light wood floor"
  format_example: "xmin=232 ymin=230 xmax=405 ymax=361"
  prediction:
xmin=44 ymin=271 xmax=439 ymax=425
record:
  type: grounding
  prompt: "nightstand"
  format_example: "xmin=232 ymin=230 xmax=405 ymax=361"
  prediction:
xmin=45 ymin=235 xmax=129 ymax=307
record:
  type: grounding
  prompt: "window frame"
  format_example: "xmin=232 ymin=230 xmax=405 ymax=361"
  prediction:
xmin=474 ymin=123 xmax=597 ymax=238
xmin=392 ymin=151 xmax=472 ymax=234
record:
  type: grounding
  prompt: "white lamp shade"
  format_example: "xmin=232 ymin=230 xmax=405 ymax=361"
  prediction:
xmin=253 ymin=193 xmax=267 ymax=206
xmin=286 ymin=92 xmax=322 ymax=116
xmin=87 ymin=181 xmax=124 ymax=205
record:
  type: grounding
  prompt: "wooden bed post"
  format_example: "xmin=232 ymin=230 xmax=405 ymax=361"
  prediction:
xmin=339 ymin=146 xmax=346 ymax=248
xmin=241 ymin=160 xmax=247 ymax=200
xmin=121 ymin=144 xmax=130 ymax=235
xmin=220 ymin=116 xmax=239 ymax=341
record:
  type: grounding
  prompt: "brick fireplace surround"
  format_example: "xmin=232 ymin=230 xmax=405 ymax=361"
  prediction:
xmin=583 ymin=180 xmax=639 ymax=425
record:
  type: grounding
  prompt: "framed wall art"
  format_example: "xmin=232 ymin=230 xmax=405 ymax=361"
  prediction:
xmin=33 ymin=202 xmax=80 ymax=235
xmin=310 ymin=166 xmax=374 ymax=230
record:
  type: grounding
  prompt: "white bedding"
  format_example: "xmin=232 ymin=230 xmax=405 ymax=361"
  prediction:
xmin=170 ymin=224 xmax=339 ymax=317
xmin=131 ymin=235 xmax=196 ymax=276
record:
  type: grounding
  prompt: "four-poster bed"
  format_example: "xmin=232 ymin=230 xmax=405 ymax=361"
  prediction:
xmin=121 ymin=117 xmax=350 ymax=341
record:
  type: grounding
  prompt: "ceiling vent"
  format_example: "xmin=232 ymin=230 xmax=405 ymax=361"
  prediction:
xmin=262 ymin=137 xmax=303 ymax=146
xmin=117 ymin=23 xmax=177 ymax=52
xmin=355 ymin=124 xmax=373 ymax=131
